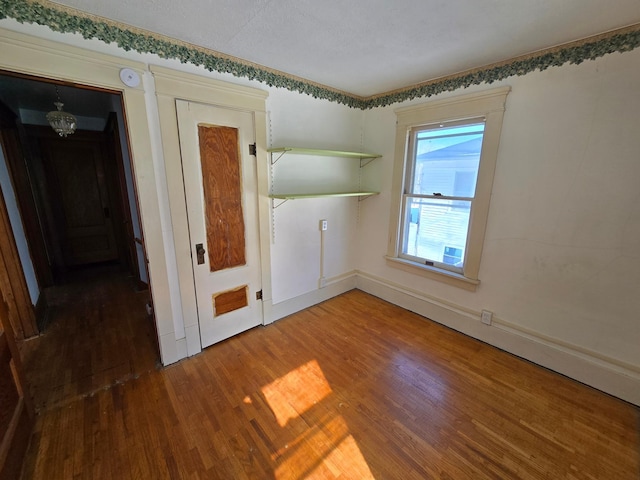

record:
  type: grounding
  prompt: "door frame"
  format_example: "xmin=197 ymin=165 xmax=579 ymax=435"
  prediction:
xmin=152 ymin=65 xmax=272 ymax=357
xmin=105 ymin=112 xmax=146 ymax=289
xmin=0 ymin=28 xmax=175 ymax=363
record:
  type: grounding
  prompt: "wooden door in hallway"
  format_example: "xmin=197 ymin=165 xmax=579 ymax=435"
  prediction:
xmin=176 ymin=100 xmax=263 ymax=348
xmin=39 ymin=131 xmax=120 ymax=267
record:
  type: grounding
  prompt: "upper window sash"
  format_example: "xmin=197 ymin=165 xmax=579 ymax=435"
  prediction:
xmin=405 ymin=118 xmax=485 ymax=197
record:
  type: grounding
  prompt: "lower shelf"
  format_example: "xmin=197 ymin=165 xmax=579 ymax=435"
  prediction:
xmin=269 ymin=191 xmax=379 ymax=200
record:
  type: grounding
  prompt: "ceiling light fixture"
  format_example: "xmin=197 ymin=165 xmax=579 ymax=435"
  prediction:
xmin=46 ymin=85 xmax=77 ymax=137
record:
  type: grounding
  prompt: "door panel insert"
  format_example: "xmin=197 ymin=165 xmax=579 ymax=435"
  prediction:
xmin=213 ymin=286 xmax=248 ymax=317
xmin=198 ymin=124 xmax=246 ymax=272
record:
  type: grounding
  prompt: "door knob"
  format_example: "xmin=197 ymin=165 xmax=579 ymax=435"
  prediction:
xmin=196 ymin=243 xmax=206 ymax=265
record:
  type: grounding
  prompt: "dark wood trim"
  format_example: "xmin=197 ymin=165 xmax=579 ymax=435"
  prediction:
xmin=34 ymin=290 xmax=48 ymax=333
xmin=0 ymin=101 xmax=52 ymax=288
xmin=0 ymin=299 xmax=34 ymax=480
xmin=0 ymin=183 xmax=37 ymax=340
xmin=0 ymin=407 xmax=31 ymax=480
xmin=136 ymin=279 xmax=149 ymax=292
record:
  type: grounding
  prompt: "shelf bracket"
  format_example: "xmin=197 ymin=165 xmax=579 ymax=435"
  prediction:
xmin=360 ymin=157 xmax=376 ymax=168
xmin=271 ymin=198 xmax=289 ymax=209
xmin=270 ymin=150 xmax=288 ymax=165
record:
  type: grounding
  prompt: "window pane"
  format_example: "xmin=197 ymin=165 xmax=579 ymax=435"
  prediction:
xmin=403 ymin=197 xmax=471 ymax=267
xmin=411 ymin=123 xmax=484 ymax=197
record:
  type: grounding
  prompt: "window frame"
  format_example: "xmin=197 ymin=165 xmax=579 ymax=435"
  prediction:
xmin=386 ymin=87 xmax=510 ymax=291
xmin=400 ymin=118 xmax=485 ymax=275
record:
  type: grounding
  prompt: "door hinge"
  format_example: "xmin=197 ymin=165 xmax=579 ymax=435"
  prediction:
xmin=249 ymin=143 xmax=257 ymax=156
xmin=256 ymin=290 xmax=262 ymax=300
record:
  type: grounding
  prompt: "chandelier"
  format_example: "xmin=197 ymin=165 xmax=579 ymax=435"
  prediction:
xmin=46 ymin=85 xmax=77 ymax=137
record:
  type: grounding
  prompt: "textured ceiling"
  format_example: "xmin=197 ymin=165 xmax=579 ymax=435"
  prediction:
xmin=46 ymin=0 xmax=640 ymax=97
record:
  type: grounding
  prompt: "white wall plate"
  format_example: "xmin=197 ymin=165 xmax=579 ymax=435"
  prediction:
xmin=119 ymin=68 xmax=140 ymax=87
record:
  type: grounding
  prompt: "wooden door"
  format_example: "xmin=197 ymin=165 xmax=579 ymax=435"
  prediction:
xmin=176 ymin=100 xmax=263 ymax=348
xmin=40 ymin=133 xmax=119 ymax=267
xmin=0 ymin=299 xmax=34 ymax=480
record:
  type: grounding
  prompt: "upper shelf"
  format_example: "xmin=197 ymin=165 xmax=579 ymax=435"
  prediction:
xmin=267 ymin=147 xmax=382 ymax=161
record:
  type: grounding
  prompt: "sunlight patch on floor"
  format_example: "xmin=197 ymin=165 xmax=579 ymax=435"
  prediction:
xmin=261 ymin=360 xmax=332 ymax=427
xmin=262 ymin=359 xmax=375 ymax=479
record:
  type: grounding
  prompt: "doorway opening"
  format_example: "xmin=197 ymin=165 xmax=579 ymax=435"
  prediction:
xmin=0 ymin=71 xmax=159 ymax=410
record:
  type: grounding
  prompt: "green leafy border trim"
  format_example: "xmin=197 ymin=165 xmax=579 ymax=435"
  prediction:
xmin=367 ymin=25 xmax=640 ymax=109
xmin=2 ymin=0 xmax=640 ymax=110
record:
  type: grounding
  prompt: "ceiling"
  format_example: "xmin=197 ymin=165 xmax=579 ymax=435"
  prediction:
xmin=44 ymin=0 xmax=640 ymax=98
xmin=1 ymin=0 xmax=639 ymax=119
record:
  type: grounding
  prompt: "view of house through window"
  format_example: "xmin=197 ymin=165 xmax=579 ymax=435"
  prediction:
xmin=402 ymin=121 xmax=485 ymax=273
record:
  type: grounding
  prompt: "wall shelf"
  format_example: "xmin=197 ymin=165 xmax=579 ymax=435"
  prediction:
xmin=269 ymin=191 xmax=379 ymax=208
xmin=269 ymin=191 xmax=379 ymax=200
xmin=267 ymin=147 xmax=382 ymax=210
xmin=267 ymin=147 xmax=381 ymax=164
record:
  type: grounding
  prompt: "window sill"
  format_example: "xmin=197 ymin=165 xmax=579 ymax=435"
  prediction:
xmin=385 ymin=256 xmax=479 ymax=292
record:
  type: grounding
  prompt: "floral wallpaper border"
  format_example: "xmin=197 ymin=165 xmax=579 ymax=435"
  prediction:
xmin=2 ymin=0 xmax=640 ymax=110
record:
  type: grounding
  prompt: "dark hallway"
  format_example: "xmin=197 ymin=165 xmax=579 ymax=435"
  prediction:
xmin=19 ymin=264 xmax=159 ymax=412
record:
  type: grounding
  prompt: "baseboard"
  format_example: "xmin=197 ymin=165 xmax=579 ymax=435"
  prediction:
xmin=356 ymin=271 xmax=640 ymax=406
xmin=263 ymin=272 xmax=357 ymax=325
xmin=34 ymin=291 xmax=48 ymax=333
xmin=159 ymin=331 xmax=184 ymax=366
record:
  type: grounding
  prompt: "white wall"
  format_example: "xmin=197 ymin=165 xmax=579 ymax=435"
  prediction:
xmin=358 ymin=48 xmax=640 ymax=402
xmin=267 ymin=88 xmax=364 ymax=303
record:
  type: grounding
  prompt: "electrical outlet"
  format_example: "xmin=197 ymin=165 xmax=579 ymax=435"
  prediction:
xmin=320 ymin=219 xmax=328 ymax=231
xmin=481 ymin=310 xmax=493 ymax=325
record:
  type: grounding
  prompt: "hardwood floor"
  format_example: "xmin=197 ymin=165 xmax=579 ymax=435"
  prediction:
xmin=19 ymin=266 xmax=159 ymax=412
xmin=20 ymin=289 xmax=639 ymax=479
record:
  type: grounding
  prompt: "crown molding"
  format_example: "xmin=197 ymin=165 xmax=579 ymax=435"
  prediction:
xmin=2 ymin=0 xmax=639 ymax=109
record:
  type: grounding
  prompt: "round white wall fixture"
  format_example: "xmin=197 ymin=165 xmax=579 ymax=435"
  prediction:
xmin=119 ymin=68 xmax=140 ymax=88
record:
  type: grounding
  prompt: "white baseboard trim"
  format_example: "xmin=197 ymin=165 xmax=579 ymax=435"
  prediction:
xmin=356 ymin=271 xmax=640 ymax=406
xmin=175 ymin=337 xmax=188 ymax=361
xmin=159 ymin=331 xmax=183 ymax=365
xmin=263 ymin=272 xmax=357 ymax=325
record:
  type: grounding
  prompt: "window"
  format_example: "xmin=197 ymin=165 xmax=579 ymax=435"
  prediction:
xmin=402 ymin=120 xmax=484 ymax=273
xmin=387 ymin=87 xmax=509 ymax=291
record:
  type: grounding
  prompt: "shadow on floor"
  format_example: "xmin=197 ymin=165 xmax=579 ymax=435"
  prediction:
xmin=20 ymin=263 xmax=159 ymax=411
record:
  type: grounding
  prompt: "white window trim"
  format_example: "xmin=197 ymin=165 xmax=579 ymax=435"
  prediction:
xmin=386 ymin=86 xmax=510 ymax=291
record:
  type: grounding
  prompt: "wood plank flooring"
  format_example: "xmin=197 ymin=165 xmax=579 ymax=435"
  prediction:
xmin=20 ymin=288 xmax=639 ymax=479
xmin=19 ymin=266 xmax=158 ymax=412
